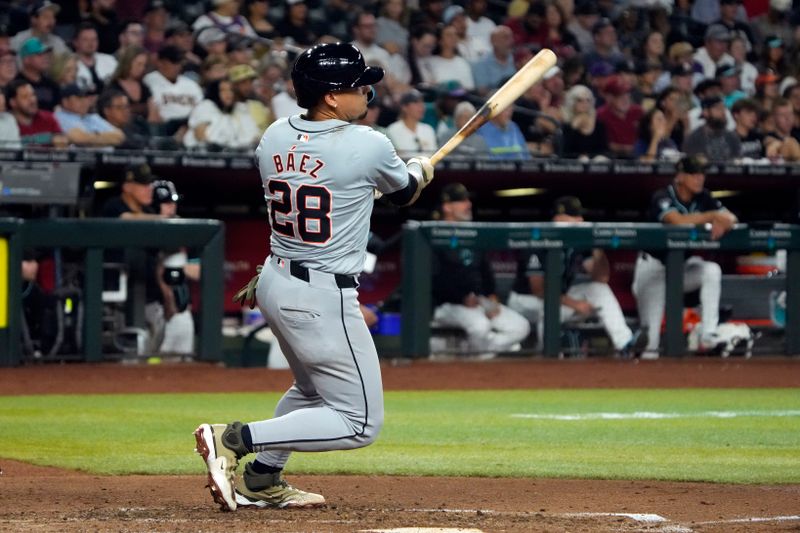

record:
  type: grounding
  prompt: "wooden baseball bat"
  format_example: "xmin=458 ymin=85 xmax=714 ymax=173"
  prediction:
xmin=429 ymin=48 xmax=557 ymax=166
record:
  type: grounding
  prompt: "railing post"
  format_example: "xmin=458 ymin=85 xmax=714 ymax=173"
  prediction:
xmin=786 ymin=249 xmax=800 ymax=354
xmin=83 ymin=248 xmax=103 ymax=362
xmin=401 ymin=224 xmax=432 ymax=358
xmin=543 ymin=248 xmax=564 ymax=357
xmin=664 ymin=249 xmax=685 ymax=356
xmin=199 ymin=224 xmax=224 ymax=362
xmin=1 ymin=225 xmax=22 ymax=366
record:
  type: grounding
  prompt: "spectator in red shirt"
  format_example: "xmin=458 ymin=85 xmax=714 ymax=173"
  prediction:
xmin=5 ymin=78 xmax=66 ymax=147
xmin=596 ymin=75 xmax=644 ymax=158
xmin=506 ymin=2 xmax=547 ymax=48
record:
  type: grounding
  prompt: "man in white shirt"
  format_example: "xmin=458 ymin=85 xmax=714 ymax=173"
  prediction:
xmin=73 ymin=22 xmax=118 ymax=95
xmin=386 ymin=89 xmax=437 ymax=158
xmin=693 ymin=24 xmax=734 ymax=79
xmin=351 ymin=12 xmax=392 ymax=70
xmin=10 ymin=1 xmax=68 ymax=56
xmin=463 ymin=0 xmax=495 ymax=61
xmin=143 ymin=45 xmax=204 ymax=134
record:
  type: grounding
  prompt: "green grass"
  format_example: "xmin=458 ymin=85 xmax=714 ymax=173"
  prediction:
xmin=0 ymin=389 xmax=798 ymax=483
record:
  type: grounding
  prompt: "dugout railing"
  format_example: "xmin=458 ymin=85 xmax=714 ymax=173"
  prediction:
xmin=0 ymin=218 xmax=225 ymax=367
xmin=401 ymin=221 xmax=800 ymax=358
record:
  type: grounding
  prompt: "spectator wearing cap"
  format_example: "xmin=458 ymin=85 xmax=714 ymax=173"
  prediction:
xmin=470 ymin=25 xmax=515 ymax=96
xmin=192 ymin=0 xmax=256 ymax=41
xmin=244 ymin=0 xmax=277 ymax=40
xmin=437 ymin=100 xmax=490 ymax=157
xmin=717 ymin=63 xmax=746 ymax=108
xmin=752 ymin=0 xmax=794 ymax=51
xmin=97 ymin=89 xmax=149 ymax=149
xmin=86 ymin=0 xmax=121 ymax=55
xmin=184 ymin=77 xmax=260 ymax=150
xmin=653 ymin=41 xmax=700 ymax=94
xmin=476 ymin=101 xmax=532 ymax=160
xmin=586 ymin=60 xmax=615 ymax=103
xmin=633 ymin=60 xmax=662 ymax=110
xmin=754 ymin=70 xmax=781 ymax=119
xmin=143 ymin=45 xmax=204 ymax=138
xmin=582 ymin=18 xmax=626 ymax=71
xmin=683 ymin=95 xmax=741 ymax=160
xmin=386 ymin=89 xmax=437 ymax=158
xmin=693 ymin=24 xmax=734 ymax=79
xmin=465 ymin=0 xmax=497 ymax=58
xmin=728 ymin=36 xmax=757 ymax=96
xmin=108 ymin=46 xmax=155 ymax=121
xmin=764 ymin=98 xmax=800 ymax=162
xmin=508 ymin=195 xmax=643 ymax=357
xmin=561 ymin=84 xmax=609 ymax=160
xmin=712 ymin=0 xmax=756 ymax=54
xmin=567 ymin=1 xmax=600 ymax=54
xmin=5 ymin=78 xmax=65 ymax=147
xmin=505 ymin=2 xmax=548 ymax=48
xmin=117 ymin=21 xmax=145 ymax=58
xmin=0 ymin=49 xmax=18 ymax=90
xmin=101 ymin=164 xmax=161 ymax=219
xmin=15 ymin=38 xmax=60 ymax=111
xmin=427 ymin=24 xmax=475 ymax=91
xmin=10 ymin=1 xmax=68 ymax=56
xmin=759 ymin=35 xmax=789 ymax=78
xmin=596 ymin=75 xmax=644 ymax=158
xmin=73 ymin=22 xmax=118 ymax=95
xmin=229 ymin=63 xmax=272 ymax=131
xmin=275 ymin=0 xmax=322 ymax=47
xmin=431 ymin=182 xmax=530 ymax=356
xmin=54 ymin=83 xmax=124 ymax=147
xmin=164 ymin=22 xmax=202 ymax=74
xmin=689 ymin=78 xmax=735 ymax=132
xmin=731 ymin=98 xmax=766 ymax=159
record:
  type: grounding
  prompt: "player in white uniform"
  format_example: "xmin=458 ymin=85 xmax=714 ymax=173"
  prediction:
xmin=194 ymin=43 xmax=434 ymax=511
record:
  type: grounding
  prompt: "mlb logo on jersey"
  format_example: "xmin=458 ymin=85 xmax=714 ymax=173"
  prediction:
xmin=296 ymin=133 xmax=310 ymax=142
xmin=277 ymin=258 xmax=286 ymax=268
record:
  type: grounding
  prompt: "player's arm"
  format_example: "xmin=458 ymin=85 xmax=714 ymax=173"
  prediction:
xmin=384 ymin=157 xmax=434 ymax=206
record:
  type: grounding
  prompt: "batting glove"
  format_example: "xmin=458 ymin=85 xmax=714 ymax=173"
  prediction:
xmin=407 ymin=156 xmax=434 ymax=188
xmin=232 ymin=265 xmax=262 ymax=309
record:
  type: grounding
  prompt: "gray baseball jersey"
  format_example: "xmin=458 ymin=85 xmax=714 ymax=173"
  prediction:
xmin=255 ymin=115 xmax=409 ymax=275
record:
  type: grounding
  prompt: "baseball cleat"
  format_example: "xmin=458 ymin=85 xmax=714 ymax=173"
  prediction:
xmin=194 ymin=423 xmax=244 ymax=512
xmin=234 ymin=462 xmax=325 ymax=509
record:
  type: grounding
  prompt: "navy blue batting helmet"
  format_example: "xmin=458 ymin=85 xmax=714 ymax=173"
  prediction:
xmin=291 ymin=42 xmax=384 ymax=109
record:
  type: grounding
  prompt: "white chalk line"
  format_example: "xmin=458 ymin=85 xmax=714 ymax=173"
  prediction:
xmin=511 ymin=409 xmax=800 ymax=421
xmin=693 ymin=515 xmax=800 ymax=525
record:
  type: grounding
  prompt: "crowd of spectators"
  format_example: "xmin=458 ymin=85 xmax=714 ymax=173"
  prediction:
xmin=1 ymin=0 xmax=800 ymax=161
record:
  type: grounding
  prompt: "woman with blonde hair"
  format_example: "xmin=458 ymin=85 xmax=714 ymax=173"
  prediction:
xmin=109 ymin=46 xmax=155 ymax=121
xmin=561 ymin=84 xmax=609 ymax=159
xmin=49 ymin=52 xmax=78 ymax=88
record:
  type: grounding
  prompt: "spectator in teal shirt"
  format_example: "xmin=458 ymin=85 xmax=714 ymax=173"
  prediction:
xmin=476 ymin=106 xmax=532 ymax=159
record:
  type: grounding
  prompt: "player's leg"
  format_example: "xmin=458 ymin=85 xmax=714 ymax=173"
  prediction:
xmin=433 ymin=302 xmax=492 ymax=352
xmin=632 ymin=254 xmax=665 ymax=352
xmin=487 ymin=305 xmax=530 ymax=351
xmin=684 ymin=258 xmax=722 ymax=345
xmin=568 ymin=282 xmax=632 ymax=350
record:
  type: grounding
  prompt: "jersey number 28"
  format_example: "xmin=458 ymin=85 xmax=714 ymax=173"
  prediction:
xmin=268 ymin=180 xmax=332 ymax=244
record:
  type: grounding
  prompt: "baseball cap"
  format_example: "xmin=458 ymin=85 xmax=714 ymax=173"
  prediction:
xmin=677 ymin=155 xmax=707 ymax=174
xmin=591 ymin=17 xmax=613 ymax=35
xmin=124 ymin=164 xmax=155 ymax=185
xmin=705 ymin=23 xmax=732 ymax=42
xmin=438 ymin=80 xmax=467 ymax=97
xmin=693 ymin=78 xmax=721 ymax=96
xmin=552 ymin=196 xmax=583 ymax=217
xmin=153 ymin=179 xmax=180 ymax=204
xmin=61 ymin=83 xmax=88 ymax=99
xmin=29 ymin=0 xmax=60 ymax=16
xmin=196 ymin=27 xmax=227 ymax=48
xmin=144 ymin=0 xmax=166 ymax=13
xmin=229 ymin=64 xmax=257 ymax=83
xmin=755 ymin=70 xmax=780 ymax=86
xmin=543 ymin=66 xmax=562 ymax=80
xmin=441 ymin=183 xmax=471 ymax=203
xmin=604 ymin=75 xmax=631 ymax=96
xmin=165 ymin=21 xmax=192 ymax=39
xmin=157 ymin=44 xmax=185 ymax=64
xmin=19 ymin=37 xmax=52 ymax=58
xmin=715 ymin=63 xmax=740 ymax=79
xmin=588 ymin=60 xmax=615 ymax=77
xmin=399 ymin=89 xmax=424 ymax=106
xmin=443 ymin=4 xmax=465 ymax=25
xmin=765 ymin=35 xmax=784 ymax=48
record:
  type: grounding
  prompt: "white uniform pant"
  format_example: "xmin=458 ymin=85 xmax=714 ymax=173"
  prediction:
xmin=507 ymin=282 xmax=633 ymax=350
xmin=249 ymin=256 xmax=383 ymax=470
xmin=432 ymin=302 xmax=530 ymax=353
xmin=631 ymin=254 xmax=721 ymax=351
xmin=144 ymin=303 xmax=195 ymax=355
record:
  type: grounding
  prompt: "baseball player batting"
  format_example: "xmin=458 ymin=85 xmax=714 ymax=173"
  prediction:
xmin=194 ymin=42 xmax=434 ymax=511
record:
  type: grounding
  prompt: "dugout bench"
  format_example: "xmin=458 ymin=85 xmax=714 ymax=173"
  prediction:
xmin=401 ymin=221 xmax=800 ymax=358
